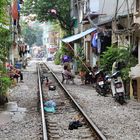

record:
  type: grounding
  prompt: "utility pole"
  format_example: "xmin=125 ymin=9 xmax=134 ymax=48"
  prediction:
xmin=112 ymin=0 xmax=119 ymax=45
xmin=126 ymin=0 xmax=130 ymax=46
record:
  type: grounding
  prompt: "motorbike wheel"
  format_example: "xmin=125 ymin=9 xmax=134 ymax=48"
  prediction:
xmin=96 ymin=85 xmax=106 ymax=96
xmin=118 ymin=96 xmax=125 ymax=105
xmin=104 ymin=84 xmax=111 ymax=95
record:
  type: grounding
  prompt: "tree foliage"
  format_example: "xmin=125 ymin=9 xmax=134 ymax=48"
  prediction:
xmin=0 ymin=0 xmax=11 ymax=61
xmin=0 ymin=0 xmax=12 ymax=101
xmin=22 ymin=22 xmax=43 ymax=47
xmin=0 ymin=0 xmax=9 ymax=24
xmin=23 ymin=0 xmax=72 ymax=33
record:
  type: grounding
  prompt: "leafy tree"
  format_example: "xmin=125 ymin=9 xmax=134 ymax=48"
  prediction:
xmin=23 ymin=0 xmax=73 ymax=33
xmin=22 ymin=27 xmax=36 ymax=46
xmin=0 ymin=0 xmax=11 ymax=61
xmin=0 ymin=0 xmax=13 ymax=104
xmin=22 ymin=23 xmax=43 ymax=47
xmin=54 ymin=43 xmax=74 ymax=65
xmin=0 ymin=0 xmax=9 ymax=24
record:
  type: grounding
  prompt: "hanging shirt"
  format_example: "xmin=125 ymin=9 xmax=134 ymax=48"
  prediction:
xmin=92 ymin=33 xmax=98 ymax=48
xmin=97 ymin=38 xmax=101 ymax=54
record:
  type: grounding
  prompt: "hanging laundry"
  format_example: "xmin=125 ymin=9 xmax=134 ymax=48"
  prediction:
xmin=17 ymin=0 xmax=21 ymax=12
xmin=97 ymin=38 xmax=101 ymax=54
xmin=91 ymin=33 xmax=98 ymax=48
xmin=11 ymin=0 xmax=18 ymax=20
xmin=91 ymin=32 xmax=102 ymax=54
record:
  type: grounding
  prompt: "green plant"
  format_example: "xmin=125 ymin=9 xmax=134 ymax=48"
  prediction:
xmin=54 ymin=43 xmax=74 ymax=65
xmin=54 ymin=49 xmax=61 ymax=65
xmin=100 ymin=46 xmax=119 ymax=72
xmin=31 ymin=0 xmax=72 ymax=32
xmin=77 ymin=56 xmax=86 ymax=72
xmin=54 ymin=58 xmax=61 ymax=65
xmin=100 ymin=45 xmax=138 ymax=81
xmin=0 ymin=76 xmax=11 ymax=96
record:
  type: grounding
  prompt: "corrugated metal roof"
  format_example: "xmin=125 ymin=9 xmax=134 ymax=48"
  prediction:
xmin=62 ymin=27 xmax=96 ymax=43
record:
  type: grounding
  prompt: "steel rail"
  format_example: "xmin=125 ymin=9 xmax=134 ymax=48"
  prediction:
xmin=44 ymin=63 xmax=107 ymax=140
xmin=37 ymin=63 xmax=48 ymax=140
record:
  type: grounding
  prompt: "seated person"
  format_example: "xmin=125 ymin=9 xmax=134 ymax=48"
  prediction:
xmin=62 ymin=65 xmax=75 ymax=83
xmin=9 ymin=65 xmax=24 ymax=83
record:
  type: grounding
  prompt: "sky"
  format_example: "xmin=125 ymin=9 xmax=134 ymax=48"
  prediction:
xmin=90 ymin=0 xmax=99 ymax=12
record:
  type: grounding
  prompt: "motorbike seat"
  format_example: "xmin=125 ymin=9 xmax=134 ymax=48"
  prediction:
xmin=112 ymin=71 xmax=121 ymax=79
xmin=114 ymin=81 xmax=122 ymax=84
xmin=95 ymin=70 xmax=103 ymax=76
xmin=105 ymin=75 xmax=111 ymax=82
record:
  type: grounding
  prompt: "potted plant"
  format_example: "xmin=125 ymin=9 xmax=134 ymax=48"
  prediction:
xmin=100 ymin=45 xmax=138 ymax=98
xmin=0 ymin=63 xmax=12 ymax=105
xmin=0 ymin=76 xmax=11 ymax=105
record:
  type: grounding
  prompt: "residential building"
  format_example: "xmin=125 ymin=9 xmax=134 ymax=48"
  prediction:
xmin=63 ymin=0 xmax=135 ymax=70
xmin=130 ymin=0 xmax=140 ymax=101
xmin=10 ymin=0 xmax=23 ymax=64
xmin=65 ymin=0 xmax=140 ymax=100
xmin=42 ymin=22 xmax=60 ymax=59
xmin=68 ymin=0 xmax=100 ymax=71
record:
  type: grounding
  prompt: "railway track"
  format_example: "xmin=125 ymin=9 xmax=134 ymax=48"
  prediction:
xmin=37 ymin=62 xmax=107 ymax=140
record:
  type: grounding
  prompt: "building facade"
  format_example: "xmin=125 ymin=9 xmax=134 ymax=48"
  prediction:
xmin=67 ymin=0 xmax=140 ymax=99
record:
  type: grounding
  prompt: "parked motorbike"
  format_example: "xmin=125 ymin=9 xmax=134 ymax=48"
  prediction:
xmin=111 ymin=71 xmax=125 ymax=105
xmin=85 ymin=67 xmax=94 ymax=84
xmin=104 ymin=74 xmax=112 ymax=94
xmin=95 ymin=70 xmax=111 ymax=96
xmin=85 ymin=72 xmax=94 ymax=84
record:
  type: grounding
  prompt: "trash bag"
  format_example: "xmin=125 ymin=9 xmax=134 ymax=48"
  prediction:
xmin=44 ymin=106 xmax=55 ymax=113
xmin=44 ymin=100 xmax=56 ymax=113
xmin=68 ymin=120 xmax=82 ymax=130
xmin=44 ymin=100 xmax=56 ymax=108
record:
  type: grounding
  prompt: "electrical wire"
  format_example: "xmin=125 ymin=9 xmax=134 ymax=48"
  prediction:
xmin=115 ymin=0 xmax=119 ymax=20
xmin=101 ymin=0 xmax=105 ymax=14
xmin=117 ymin=0 xmax=126 ymax=14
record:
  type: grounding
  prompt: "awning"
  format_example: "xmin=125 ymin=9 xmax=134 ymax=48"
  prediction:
xmin=62 ymin=27 xmax=96 ymax=43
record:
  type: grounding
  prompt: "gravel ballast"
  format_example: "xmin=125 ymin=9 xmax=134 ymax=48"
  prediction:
xmin=47 ymin=61 xmax=140 ymax=140
xmin=0 ymin=61 xmax=42 ymax=140
xmin=0 ymin=59 xmax=140 ymax=140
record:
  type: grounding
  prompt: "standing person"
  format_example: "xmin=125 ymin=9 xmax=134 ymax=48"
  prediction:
xmin=111 ymin=61 xmax=117 ymax=96
xmin=112 ymin=61 xmax=118 ymax=74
